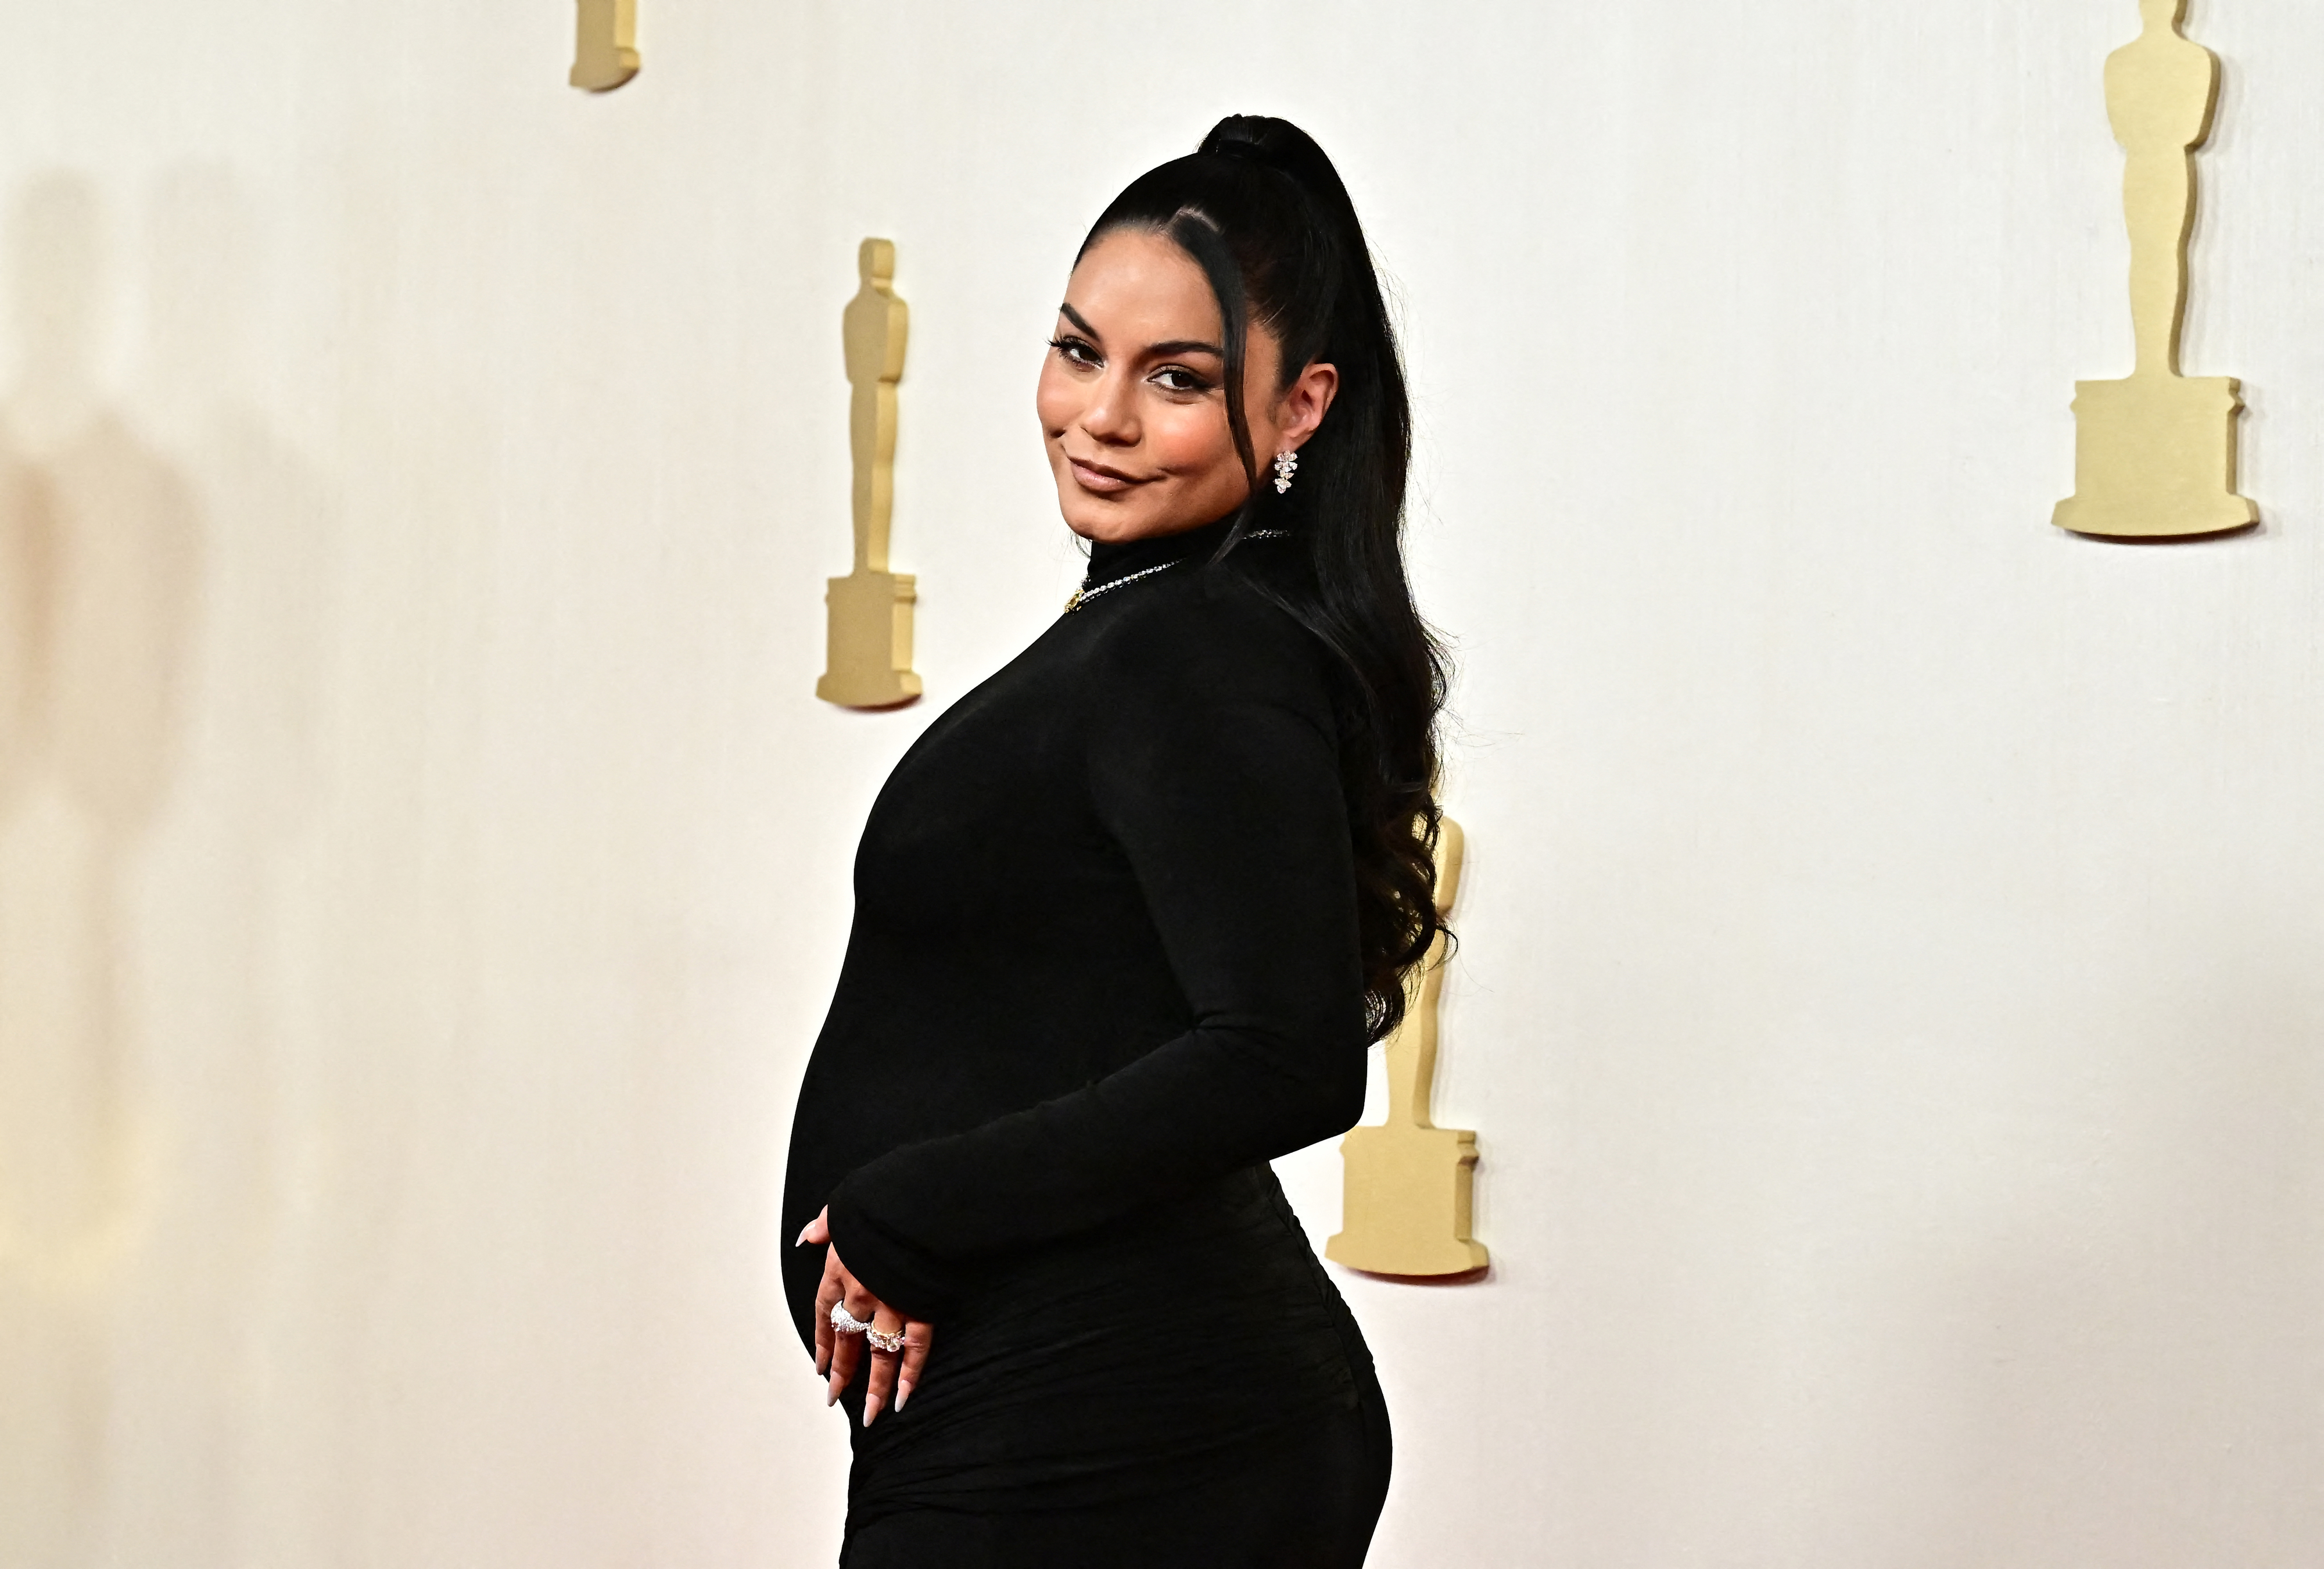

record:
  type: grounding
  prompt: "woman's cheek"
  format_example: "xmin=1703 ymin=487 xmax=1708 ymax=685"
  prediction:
xmin=1145 ymin=400 xmax=1226 ymax=476
xmin=1034 ymin=363 xmax=1077 ymax=432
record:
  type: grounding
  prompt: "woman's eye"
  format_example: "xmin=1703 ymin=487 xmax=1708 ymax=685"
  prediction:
xmin=1153 ymin=367 xmax=1211 ymax=394
xmin=1049 ymin=336 xmax=1099 ymax=368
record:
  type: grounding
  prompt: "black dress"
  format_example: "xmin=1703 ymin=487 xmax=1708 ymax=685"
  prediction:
xmin=780 ymin=519 xmax=1391 ymax=1567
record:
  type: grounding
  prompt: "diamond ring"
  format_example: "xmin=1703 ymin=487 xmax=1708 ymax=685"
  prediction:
xmin=866 ymin=1326 xmax=906 ymax=1354
xmin=830 ymin=1302 xmax=874 ymax=1335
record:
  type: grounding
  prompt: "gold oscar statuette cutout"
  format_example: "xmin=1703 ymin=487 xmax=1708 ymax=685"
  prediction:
xmin=571 ymin=0 xmax=640 ymax=92
xmin=2054 ymin=0 xmax=2256 ymax=539
xmin=817 ymin=238 xmax=923 ymax=709
xmin=1326 ymin=818 xmax=1489 ymax=1278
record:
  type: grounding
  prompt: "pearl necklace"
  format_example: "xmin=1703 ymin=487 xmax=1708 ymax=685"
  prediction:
xmin=1063 ymin=530 xmax=1289 ymax=614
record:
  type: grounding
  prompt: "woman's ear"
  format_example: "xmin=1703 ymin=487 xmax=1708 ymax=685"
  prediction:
xmin=1276 ymin=361 xmax=1340 ymax=451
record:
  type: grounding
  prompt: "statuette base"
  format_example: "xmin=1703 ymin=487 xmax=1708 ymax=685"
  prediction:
xmin=1326 ymin=1124 xmax=1488 ymax=1278
xmin=817 ymin=571 xmax=921 ymax=709
xmin=2054 ymin=374 xmax=2257 ymax=540
xmin=569 ymin=0 xmax=640 ymax=91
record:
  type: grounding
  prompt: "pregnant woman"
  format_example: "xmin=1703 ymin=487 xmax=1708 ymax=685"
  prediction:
xmin=781 ymin=114 xmax=1446 ymax=1567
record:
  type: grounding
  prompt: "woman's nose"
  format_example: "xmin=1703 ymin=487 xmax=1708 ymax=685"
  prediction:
xmin=1079 ymin=370 xmax=1138 ymax=446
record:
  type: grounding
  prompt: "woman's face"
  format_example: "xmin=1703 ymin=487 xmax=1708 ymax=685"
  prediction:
xmin=1037 ymin=226 xmax=1336 ymax=544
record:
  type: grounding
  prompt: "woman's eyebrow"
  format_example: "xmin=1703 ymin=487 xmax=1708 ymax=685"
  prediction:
xmin=1145 ymin=339 xmax=1224 ymax=359
xmin=1056 ymin=303 xmax=1222 ymax=361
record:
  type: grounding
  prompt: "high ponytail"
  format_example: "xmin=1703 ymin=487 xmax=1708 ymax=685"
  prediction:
xmin=1080 ymin=116 xmax=1448 ymax=1042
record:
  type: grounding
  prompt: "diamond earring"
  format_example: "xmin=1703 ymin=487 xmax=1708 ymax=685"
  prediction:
xmin=1272 ymin=449 xmax=1299 ymax=495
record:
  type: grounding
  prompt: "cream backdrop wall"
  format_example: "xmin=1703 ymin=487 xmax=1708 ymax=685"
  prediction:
xmin=2 ymin=2 xmax=2321 ymax=1565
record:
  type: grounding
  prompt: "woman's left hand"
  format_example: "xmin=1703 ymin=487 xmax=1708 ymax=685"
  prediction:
xmin=797 ymin=1206 xmax=935 ymax=1427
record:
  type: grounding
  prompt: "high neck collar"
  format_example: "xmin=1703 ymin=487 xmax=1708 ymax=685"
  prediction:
xmin=1082 ymin=516 xmax=1240 ymax=589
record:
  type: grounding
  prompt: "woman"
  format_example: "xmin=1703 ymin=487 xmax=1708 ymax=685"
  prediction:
xmin=781 ymin=114 xmax=1446 ymax=1567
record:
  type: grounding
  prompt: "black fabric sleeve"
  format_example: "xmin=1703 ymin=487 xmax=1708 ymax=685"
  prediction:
xmin=824 ymin=588 xmax=1371 ymax=1318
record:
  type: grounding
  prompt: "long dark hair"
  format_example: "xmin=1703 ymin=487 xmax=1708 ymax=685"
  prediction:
xmin=1082 ymin=115 xmax=1448 ymax=1042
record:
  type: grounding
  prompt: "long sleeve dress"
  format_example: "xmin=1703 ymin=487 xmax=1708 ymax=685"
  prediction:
xmin=780 ymin=518 xmax=1392 ymax=1567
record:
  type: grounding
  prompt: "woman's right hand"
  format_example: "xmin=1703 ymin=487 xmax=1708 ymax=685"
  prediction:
xmin=797 ymin=1206 xmax=935 ymax=1426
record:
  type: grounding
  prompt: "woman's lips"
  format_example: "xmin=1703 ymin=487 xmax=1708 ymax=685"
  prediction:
xmin=1068 ymin=456 xmax=1148 ymax=495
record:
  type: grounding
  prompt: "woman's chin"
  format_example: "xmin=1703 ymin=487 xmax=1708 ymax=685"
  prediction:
xmin=1058 ymin=495 xmax=1149 ymax=543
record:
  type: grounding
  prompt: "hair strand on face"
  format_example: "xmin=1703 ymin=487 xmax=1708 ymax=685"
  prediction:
xmin=1161 ymin=209 xmax=1260 ymax=543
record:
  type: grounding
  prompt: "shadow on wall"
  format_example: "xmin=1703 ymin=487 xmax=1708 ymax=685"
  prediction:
xmin=0 ymin=164 xmax=336 ymax=1568
xmin=0 ymin=171 xmax=202 ymax=1568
